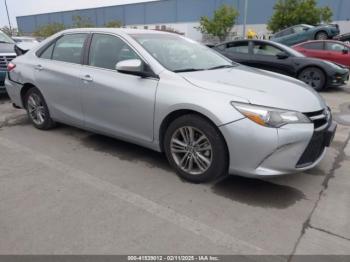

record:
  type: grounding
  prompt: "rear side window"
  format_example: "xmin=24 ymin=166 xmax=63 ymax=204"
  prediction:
xmin=52 ymin=34 xmax=87 ymax=64
xmin=40 ymin=43 xmax=55 ymax=59
xmin=225 ymin=42 xmax=249 ymax=54
xmin=302 ymin=42 xmax=324 ymax=50
xmin=88 ymin=34 xmax=139 ymax=70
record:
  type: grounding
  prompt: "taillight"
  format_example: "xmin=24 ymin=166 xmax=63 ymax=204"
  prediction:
xmin=7 ymin=62 xmax=16 ymax=72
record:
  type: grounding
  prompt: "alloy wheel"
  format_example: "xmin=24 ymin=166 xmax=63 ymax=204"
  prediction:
xmin=27 ymin=93 xmax=46 ymax=125
xmin=170 ymin=126 xmax=213 ymax=175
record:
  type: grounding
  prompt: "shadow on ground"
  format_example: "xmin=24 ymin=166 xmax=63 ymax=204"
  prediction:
xmin=212 ymin=176 xmax=306 ymax=209
xmin=81 ymin=134 xmax=172 ymax=171
xmin=0 ymin=93 xmax=9 ymax=104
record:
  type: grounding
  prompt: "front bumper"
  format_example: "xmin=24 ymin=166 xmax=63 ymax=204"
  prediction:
xmin=220 ymin=117 xmax=336 ymax=177
xmin=329 ymin=71 xmax=349 ymax=87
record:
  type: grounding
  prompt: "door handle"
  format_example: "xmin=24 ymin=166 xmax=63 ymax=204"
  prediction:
xmin=35 ymin=65 xmax=44 ymax=71
xmin=81 ymin=75 xmax=93 ymax=83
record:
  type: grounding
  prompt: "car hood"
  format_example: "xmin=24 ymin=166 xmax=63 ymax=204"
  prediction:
xmin=180 ymin=66 xmax=327 ymax=113
xmin=0 ymin=43 xmax=15 ymax=53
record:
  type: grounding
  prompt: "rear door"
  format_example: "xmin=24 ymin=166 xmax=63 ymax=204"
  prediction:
xmin=34 ymin=33 xmax=88 ymax=126
xmin=297 ymin=42 xmax=325 ymax=59
xmin=216 ymin=41 xmax=252 ymax=65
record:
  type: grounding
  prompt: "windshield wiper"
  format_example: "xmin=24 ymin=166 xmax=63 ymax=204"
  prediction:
xmin=0 ymin=40 xmax=12 ymax=44
xmin=173 ymin=68 xmax=205 ymax=73
xmin=207 ymin=65 xmax=235 ymax=70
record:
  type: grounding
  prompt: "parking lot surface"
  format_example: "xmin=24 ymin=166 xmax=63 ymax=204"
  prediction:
xmin=1 ymin=84 xmax=350 ymax=258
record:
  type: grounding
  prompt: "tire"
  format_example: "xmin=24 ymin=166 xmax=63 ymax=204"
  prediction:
xmin=164 ymin=114 xmax=228 ymax=183
xmin=315 ymin=31 xmax=328 ymax=40
xmin=24 ymin=87 xmax=55 ymax=130
xmin=298 ymin=67 xmax=327 ymax=91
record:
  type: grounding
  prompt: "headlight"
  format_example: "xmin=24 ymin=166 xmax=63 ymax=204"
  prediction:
xmin=231 ymin=102 xmax=311 ymax=128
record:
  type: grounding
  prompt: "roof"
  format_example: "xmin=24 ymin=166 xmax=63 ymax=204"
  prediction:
xmin=60 ymin=28 xmax=176 ymax=36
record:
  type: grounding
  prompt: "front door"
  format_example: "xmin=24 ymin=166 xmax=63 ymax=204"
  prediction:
xmin=81 ymin=33 xmax=158 ymax=143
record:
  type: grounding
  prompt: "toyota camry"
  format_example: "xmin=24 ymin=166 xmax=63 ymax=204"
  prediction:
xmin=5 ymin=29 xmax=337 ymax=183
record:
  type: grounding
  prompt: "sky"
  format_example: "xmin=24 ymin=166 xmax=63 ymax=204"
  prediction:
xmin=0 ymin=0 xmax=158 ymax=28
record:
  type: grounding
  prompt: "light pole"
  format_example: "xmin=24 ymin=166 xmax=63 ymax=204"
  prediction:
xmin=242 ymin=0 xmax=248 ymax=39
xmin=4 ymin=0 xmax=13 ymax=35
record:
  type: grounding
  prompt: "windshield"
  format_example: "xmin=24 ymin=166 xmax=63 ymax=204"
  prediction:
xmin=0 ymin=31 xmax=15 ymax=44
xmin=131 ymin=33 xmax=236 ymax=72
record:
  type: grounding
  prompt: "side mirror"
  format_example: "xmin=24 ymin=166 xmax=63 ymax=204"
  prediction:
xmin=116 ymin=59 xmax=156 ymax=78
xmin=303 ymin=27 xmax=309 ymax=31
xmin=276 ymin=52 xmax=289 ymax=59
xmin=342 ymin=49 xmax=349 ymax=54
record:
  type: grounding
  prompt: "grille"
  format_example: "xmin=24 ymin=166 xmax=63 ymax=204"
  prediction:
xmin=0 ymin=55 xmax=16 ymax=70
xmin=304 ymin=109 xmax=329 ymax=131
xmin=296 ymin=131 xmax=327 ymax=168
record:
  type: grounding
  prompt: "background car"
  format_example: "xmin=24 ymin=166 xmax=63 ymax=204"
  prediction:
xmin=271 ymin=24 xmax=340 ymax=46
xmin=334 ymin=33 xmax=350 ymax=44
xmin=12 ymin=36 xmax=39 ymax=43
xmin=293 ymin=40 xmax=350 ymax=68
xmin=5 ymin=29 xmax=336 ymax=182
xmin=213 ymin=39 xmax=349 ymax=91
xmin=0 ymin=30 xmax=16 ymax=93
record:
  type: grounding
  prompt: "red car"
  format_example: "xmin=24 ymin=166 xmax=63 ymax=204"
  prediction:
xmin=293 ymin=40 xmax=350 ymax=68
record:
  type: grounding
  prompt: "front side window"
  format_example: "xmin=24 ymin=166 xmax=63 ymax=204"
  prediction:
xmin=88 ymin=34 xmax=139 ymax=70
xmin=253 ymin=43 xmax=282 ymax=56
xmin=226 ymin=42 xmax=249 ymax=54
xmin=52 ymin=34 xmax=87 ymax=64
xmin=302 ymin=42 xmax=324 ymax=50
xmin=326 ymin=42 xmax=347 ymax=52
xmin=131 ymin=34 xmax=234 ymax=72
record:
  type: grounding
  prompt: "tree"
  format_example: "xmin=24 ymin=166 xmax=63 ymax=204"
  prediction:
xmin=72 ymin=15 xmax=95 ymax=28
xmin=104 ymin=20 xmax=123 ymax=28
xmin=1 ymin=26 xmax=18 ymax=36
xmin=197 ymin=4 xmax=239 ymax=42
xmin=33 ymin=23 xmax=66 ymax=37
xmin=267 ymin=0 xmax=333 ymax=33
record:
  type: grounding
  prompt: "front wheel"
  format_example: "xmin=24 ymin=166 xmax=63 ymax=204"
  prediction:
xmin=164 ymin=114 xmax=228 ymax=183
xmin=298 ymin=67 xmax=326 ymax=91
xmin=24 ymin=87 xmax=55 ymax=130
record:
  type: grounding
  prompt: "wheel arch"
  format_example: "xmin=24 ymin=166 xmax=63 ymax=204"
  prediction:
xmin=158 ymin=108 xmax=228 ymax=153
xmin=20 ymin=83 xmax=37 ymax=107
xmin=314 ymin=30 xmax=328 ymax=39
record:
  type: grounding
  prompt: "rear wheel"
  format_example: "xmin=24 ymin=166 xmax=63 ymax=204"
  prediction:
xmin=298 ymin=67 xmax=326 ymax=91
xmin=315 ymin=31 xmax=328 ymax=40
xmin=24 ymin=87 xmax=55 ymax=130
xmin=164 ymin=114 xmax=228 ymax=183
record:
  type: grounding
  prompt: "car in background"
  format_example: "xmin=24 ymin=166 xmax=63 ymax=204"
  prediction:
xmin=12 ymin=36 xmax=39 ymax=43
xmin=0 ymin=30 xmax=16 ymax=93
xmin=213 ymin=39 xmax=349 ymax=91
xmin=5 ymin=28 xmax=337 ymax=182
xmin=334 ymin=33 xmax=350 ymax=44
xmin=293 ymin=40 xmax=350 ymax=68
xmin=271 ymin=24 xmax=340 ymax=46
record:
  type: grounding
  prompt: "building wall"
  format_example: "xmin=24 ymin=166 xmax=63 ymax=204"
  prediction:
xmin=17 ymin=0 xmax=350 ymax=39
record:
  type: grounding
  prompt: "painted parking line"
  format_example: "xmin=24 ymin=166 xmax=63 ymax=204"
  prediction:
xmin=0 ymin=136 xmax=265 ymax=254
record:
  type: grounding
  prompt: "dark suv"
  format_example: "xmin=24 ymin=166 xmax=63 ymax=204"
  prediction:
xmin=0 ymin=30 xmax=16 ymax=93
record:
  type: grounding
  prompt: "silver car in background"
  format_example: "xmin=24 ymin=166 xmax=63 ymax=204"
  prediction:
xmin=5 ymin=28 xmax=337 ymax=182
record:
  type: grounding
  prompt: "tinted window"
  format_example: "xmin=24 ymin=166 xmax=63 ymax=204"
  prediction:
xmin=275 ymin=28 xmax=293 ymax=37
xmin=52 ymin=34 xmax=87 ymax=64
xmin=40 ymin=43 xmax=55 ymax=59
xmin=325 ymin=42 xmax=347 ymax=52
xmin=89 ymin=34 xmax=139 ymax=70
xmin=225 ymin=42 xmax=249 ymax=54
xmin=253 ymin=43 xmax=282 ymax=56
xmin=302 ymin=42 xmax=324 ymax=50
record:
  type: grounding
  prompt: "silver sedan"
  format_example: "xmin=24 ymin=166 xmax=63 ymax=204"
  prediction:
xmin=5 ymin=28 xmax=337 ymax=182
